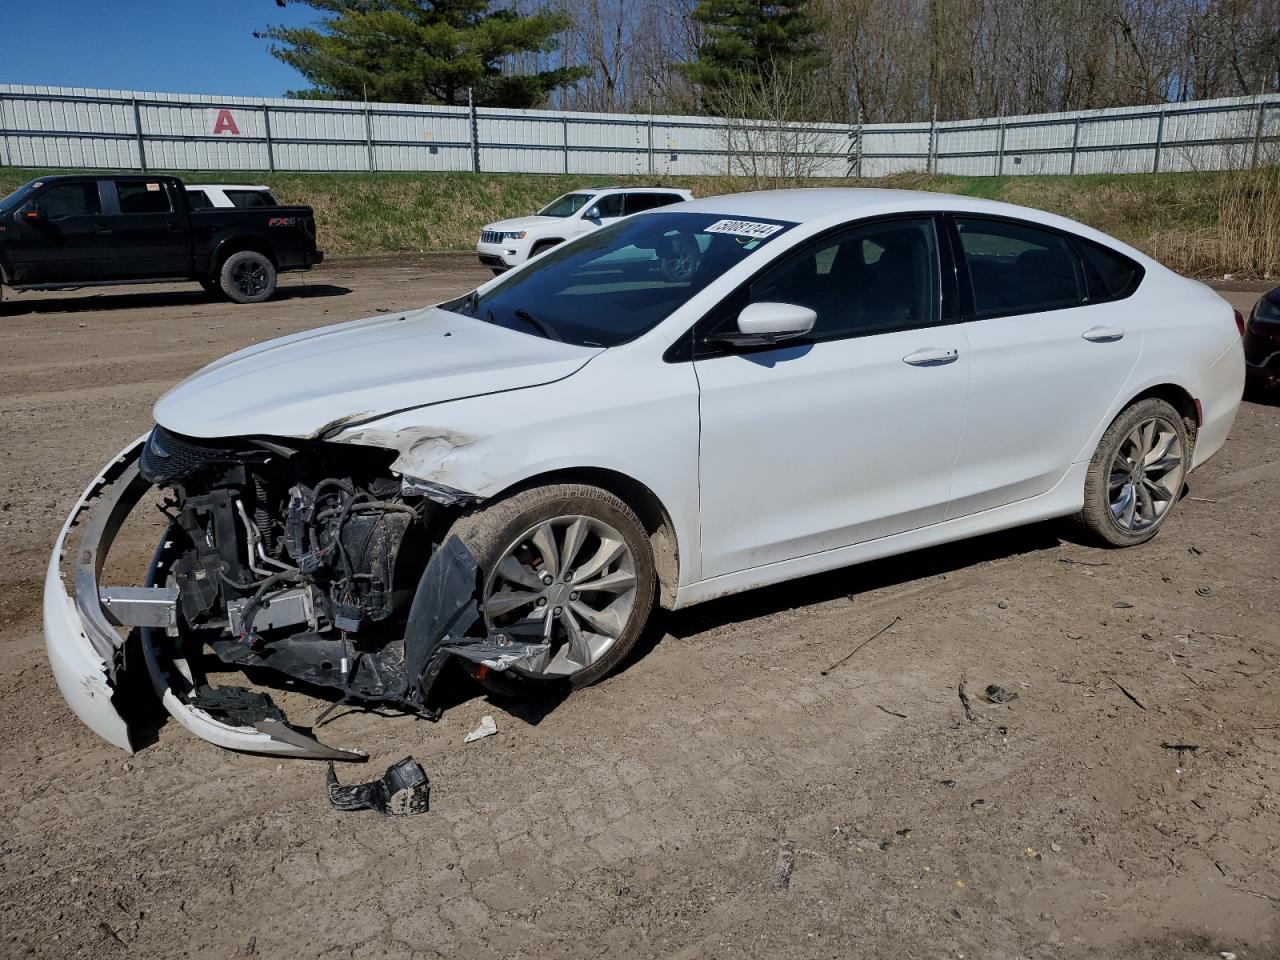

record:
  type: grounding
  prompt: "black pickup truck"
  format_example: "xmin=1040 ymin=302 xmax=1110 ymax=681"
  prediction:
xmin=0 ymin=174 xmax=323 ymax=304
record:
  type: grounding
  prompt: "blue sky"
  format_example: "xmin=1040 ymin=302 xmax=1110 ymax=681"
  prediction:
xmin=4 ymin=0 xmax=317 ymax=96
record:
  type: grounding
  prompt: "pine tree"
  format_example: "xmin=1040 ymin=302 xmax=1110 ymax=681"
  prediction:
xmin=261 ymin=0 xmax=588 ymax=108
xmin=680 ymin=0 xmax=824 ymax=96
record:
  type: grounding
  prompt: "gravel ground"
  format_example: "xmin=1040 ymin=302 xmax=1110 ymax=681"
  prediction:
xmin=1 ymin=259 xmax=1277 ymax=960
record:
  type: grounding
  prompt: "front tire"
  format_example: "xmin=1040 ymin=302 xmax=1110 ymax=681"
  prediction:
xmin=219 ymin=251 xmax=277 ymax=304
xmin=444 ymin=483 xmax=656 ymax=698
xmin=1078 ymin=398 xmax=1189 ymax=546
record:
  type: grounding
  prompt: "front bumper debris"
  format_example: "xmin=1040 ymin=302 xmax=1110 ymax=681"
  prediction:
xmin=44 ymin=438 xmax=365 ymax=760
xmin=45 ymin=437 xmax=549 ymax=759
xmin=327 ymin=756 xmax=431 ymax=815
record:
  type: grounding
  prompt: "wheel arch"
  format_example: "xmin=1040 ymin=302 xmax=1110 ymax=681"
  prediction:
xmin=1123 ymin=382 xmax=1200 ymax=455
xmin=530 ymin=238 xmax=564 ymax=253
xmin=491 ymin=466 xmax=681 ymax=609
xmin=210 ymin=233 xmax=278 ymax=278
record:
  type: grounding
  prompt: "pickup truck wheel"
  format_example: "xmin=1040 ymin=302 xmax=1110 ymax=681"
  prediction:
xmin=444 ymin=483 xmax=656 ymax=698
xmin=220 ymin=251 xmax=277 ymax=304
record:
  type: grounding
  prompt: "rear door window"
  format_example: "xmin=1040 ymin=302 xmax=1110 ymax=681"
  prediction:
xmin=37 ymin=182 xmax=101 ymax=219
xmin=954 ymin=217 xmax=1085 ymax=317
xmin=625 ymin=193 xmax=684 ymax=214
xmin=590 ymin=194 xmax=625 ymax=218
xmin=225 ymin=189 xmax=276 ymax=208
xmin=116 ymin=180 xmax=173 ymax=215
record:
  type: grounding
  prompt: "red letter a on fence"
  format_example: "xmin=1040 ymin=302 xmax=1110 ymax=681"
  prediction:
xmin=213 ymin=109 xmax=241 ymax=136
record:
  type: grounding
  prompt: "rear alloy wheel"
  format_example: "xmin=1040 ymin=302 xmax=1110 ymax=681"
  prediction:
xmin=444 ymin=484 xmax=656 ymax=697
xmin=219 ymin=250 xmax=277 ymax=304
xmin=1078 ymin=398 xmax=1188 ymax=546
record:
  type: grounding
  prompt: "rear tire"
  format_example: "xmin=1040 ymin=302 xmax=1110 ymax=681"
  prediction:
xmin=443 ymin=483 xmax=656 ymax=699
xmin=1077 ymin=398 xmax=1189 ymax=547
xmin=219 ymin=251 xmax=277 ymax=304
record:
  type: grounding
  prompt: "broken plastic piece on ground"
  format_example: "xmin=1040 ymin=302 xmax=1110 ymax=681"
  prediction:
xmin=464 ymin=714 xmax=498 ymax=743
xmin=984 ymin=684 xmax=1019 ymax=704
xmin=327 ymin=756 xmax=430 ymax=815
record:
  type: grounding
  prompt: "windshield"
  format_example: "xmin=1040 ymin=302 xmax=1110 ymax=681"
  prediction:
xmin=443 ymin=211 xmax=796 ymax=347
xmin=537 ymin=192 xmax=595 ymax=218
xmin=0 ymin=179 xmax=41 ymax=212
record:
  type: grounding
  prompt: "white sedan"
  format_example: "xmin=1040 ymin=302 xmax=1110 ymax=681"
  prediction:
xmin=46 ymin=189 xmax=1244 ymax=758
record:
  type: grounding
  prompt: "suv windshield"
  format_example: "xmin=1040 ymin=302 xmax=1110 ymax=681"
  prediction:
xmin=444 ymin=211 xmax=796 ymax=347
xmin=538 ymin=193 xmax=595 ymax=217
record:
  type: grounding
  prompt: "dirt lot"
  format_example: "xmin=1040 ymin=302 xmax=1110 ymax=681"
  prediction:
xmin=1 ymin=260 xmax=1277 ymax=960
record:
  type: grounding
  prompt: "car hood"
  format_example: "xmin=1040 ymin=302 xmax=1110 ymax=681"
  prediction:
xmin=153 ymin=306 xmax=601 ymax=439
xmin=483 ymin=215 xmax=571 ymax=232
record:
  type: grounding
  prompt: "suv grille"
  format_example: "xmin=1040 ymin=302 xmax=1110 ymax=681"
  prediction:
xmin=140 ymin=426 xmax=238 ymax=484
xmin=480 ymin=230 xmax=504 ymax=244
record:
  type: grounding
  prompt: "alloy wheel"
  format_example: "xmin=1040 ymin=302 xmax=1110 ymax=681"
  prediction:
xmin=1107 ymin=416 xmax=1184 ymax=532
xmin=482 ymin=515 xmax=638 ymax=676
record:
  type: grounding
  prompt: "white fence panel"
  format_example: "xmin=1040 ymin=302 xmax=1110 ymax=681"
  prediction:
xmin=1 ymin=83 xmax=1275 ymax=178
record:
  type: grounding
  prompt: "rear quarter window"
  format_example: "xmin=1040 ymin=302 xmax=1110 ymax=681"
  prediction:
xmin=226 ymin=190 xmax=277 ymax=208
xmin=1078 ymin=239 xmax=1143 ymax=299
xmin=186 ymin=190 xmax=213 ymax=210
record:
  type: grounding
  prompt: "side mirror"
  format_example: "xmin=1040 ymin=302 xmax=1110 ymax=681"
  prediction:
xmin=714 ymin=301 xmax=816 ymax=348
xmin=19 ymin=204 xmax=46 ymax=222
xmin=583 ymin=206 xmax=601 ymax=221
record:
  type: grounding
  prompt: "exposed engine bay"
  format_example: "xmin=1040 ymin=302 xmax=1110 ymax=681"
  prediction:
xmin=46 ymin=428 xmax=550 ymax=761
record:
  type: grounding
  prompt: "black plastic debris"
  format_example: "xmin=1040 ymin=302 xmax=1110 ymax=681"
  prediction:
xmin=327 ymin=756 xmax=430 ymax=816
xmin=984 ymin=684 xmax=1019 ymax=704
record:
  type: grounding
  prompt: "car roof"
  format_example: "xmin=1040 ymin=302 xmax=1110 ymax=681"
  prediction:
xmin=589 ymin=186 xmax=692 ymax=194
xmin=673 ymin=188 xmax=1150 ymax=260
xmin=187 ymin=184 xmax=272 ymax=191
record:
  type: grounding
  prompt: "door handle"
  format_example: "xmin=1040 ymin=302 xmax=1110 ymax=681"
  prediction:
xmin=903 ymin=347 xmax=960 ymax=367
xmin=166 ymin=221 xmax=183 ymax=233
xmin=1082 ymin=325 xmax=1124 ymax=343
xmin=95 ymin=223 xmax=112 ymax=234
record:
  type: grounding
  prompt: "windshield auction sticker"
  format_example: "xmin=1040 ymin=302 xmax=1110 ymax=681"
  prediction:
xmin=704 ymin=219 xmax=784 ymax=239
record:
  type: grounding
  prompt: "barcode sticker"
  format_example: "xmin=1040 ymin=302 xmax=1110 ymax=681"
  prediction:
xmin=704 ymin=219 xmax=783 ymax=239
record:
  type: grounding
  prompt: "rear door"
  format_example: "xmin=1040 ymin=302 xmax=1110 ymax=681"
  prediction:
xmin=104 ymin=178 xmax=191 ymax=278
xmin=944 ymin=215 xmax=1143 ymax=518
xmin=6 ymin=180 xmax=116 ymax=283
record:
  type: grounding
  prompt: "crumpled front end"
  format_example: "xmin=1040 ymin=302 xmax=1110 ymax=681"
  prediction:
xmin=44 ymin=429 xmax=545 ymax=758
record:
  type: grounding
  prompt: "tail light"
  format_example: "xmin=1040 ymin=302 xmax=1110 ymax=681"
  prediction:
xmin=1234 ymin=309 xmax=1245 ymax=337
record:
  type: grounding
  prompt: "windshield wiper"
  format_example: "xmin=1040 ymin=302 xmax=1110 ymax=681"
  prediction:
xmin=513 ymin=308 xmax=562 ymax=342
xmin=462 ymin=289 xmax=480 ymax=315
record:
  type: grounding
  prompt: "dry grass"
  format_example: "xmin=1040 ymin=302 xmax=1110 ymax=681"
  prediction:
xmin=1 ymin=165 xmax=1276 ymax=278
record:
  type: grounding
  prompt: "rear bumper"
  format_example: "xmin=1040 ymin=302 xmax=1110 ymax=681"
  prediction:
xmin=305 ymin=249 xmax=324 ymax=267
xmin=1191 ymin=338 xmax=1246 ymax=470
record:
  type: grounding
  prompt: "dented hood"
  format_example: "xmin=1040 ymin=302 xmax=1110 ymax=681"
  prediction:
xmin=153 ymin=306 xmax=601 ymax=439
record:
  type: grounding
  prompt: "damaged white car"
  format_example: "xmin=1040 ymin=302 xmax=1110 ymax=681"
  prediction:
xmin=46 ymin=189 xmax=1245 ymax=759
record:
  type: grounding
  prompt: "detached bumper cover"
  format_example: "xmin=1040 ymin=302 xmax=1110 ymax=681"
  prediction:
xmin=43 ymin=437 xmax=365 ymax=760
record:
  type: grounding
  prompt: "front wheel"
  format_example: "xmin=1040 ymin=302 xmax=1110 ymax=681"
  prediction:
xmin=443 ymin=483 xmax=656 ymax=697
xmin=219 ymin=251 xmax=277 ymax=304
xmin=1077 ymin=398 xmax=1189 ymax=546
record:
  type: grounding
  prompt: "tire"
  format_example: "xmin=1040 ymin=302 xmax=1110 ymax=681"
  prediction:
xmin=219 ymin=250 xmax=277 ymax=304
xmin=443 ymin=483 xmax=656 ymax=698
xmin=530 ymin=240 xmax=560 ymax=258
xmin=1077 ymin=398 xmax=1189 ymax=547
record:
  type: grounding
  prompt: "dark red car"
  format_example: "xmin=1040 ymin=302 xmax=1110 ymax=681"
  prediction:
xmin=1244 ymin=285 xmax=1280 ymax=393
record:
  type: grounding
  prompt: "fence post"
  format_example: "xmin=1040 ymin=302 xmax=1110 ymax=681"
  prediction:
xmin=1251 ymin=98 xmax=1266 ymax=168
xmin=467 ymin=87 xmax=480 ymax=173
xmin=363 ymin=101 xmax=376 ymax=172
xmin=562 ymin=115 xmax=570 ymax=174
xmin=927 ymin=105 xmax=938 ymax=174
xmin=262 ymin=105 xmax=275 ymax=173
xmin=1069 ymin=117 xmax=1080 ymax=175
xmin=647 ymin=116 xmax=654 ymax=177
xmin=995 ymin=119 xmax=1005 ymax=176
xmin=854 ymin=109 xmax=864 ymax=178
xmin=0 ymin=92 xmax=9 ymax=168
xmin=131 ymin=97 xmax=147 ymax=172
xmin=1152 ymin=110 xmax=1165 ymax=173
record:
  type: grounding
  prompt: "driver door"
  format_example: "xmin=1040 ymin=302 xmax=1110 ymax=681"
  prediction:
xmin=693 ymin=216 xmax=971 ymax=579
xmin=575 ymin=193 xmax=625 ymax=235
xmin=8 ymin=180 xmax=117 ymax=283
